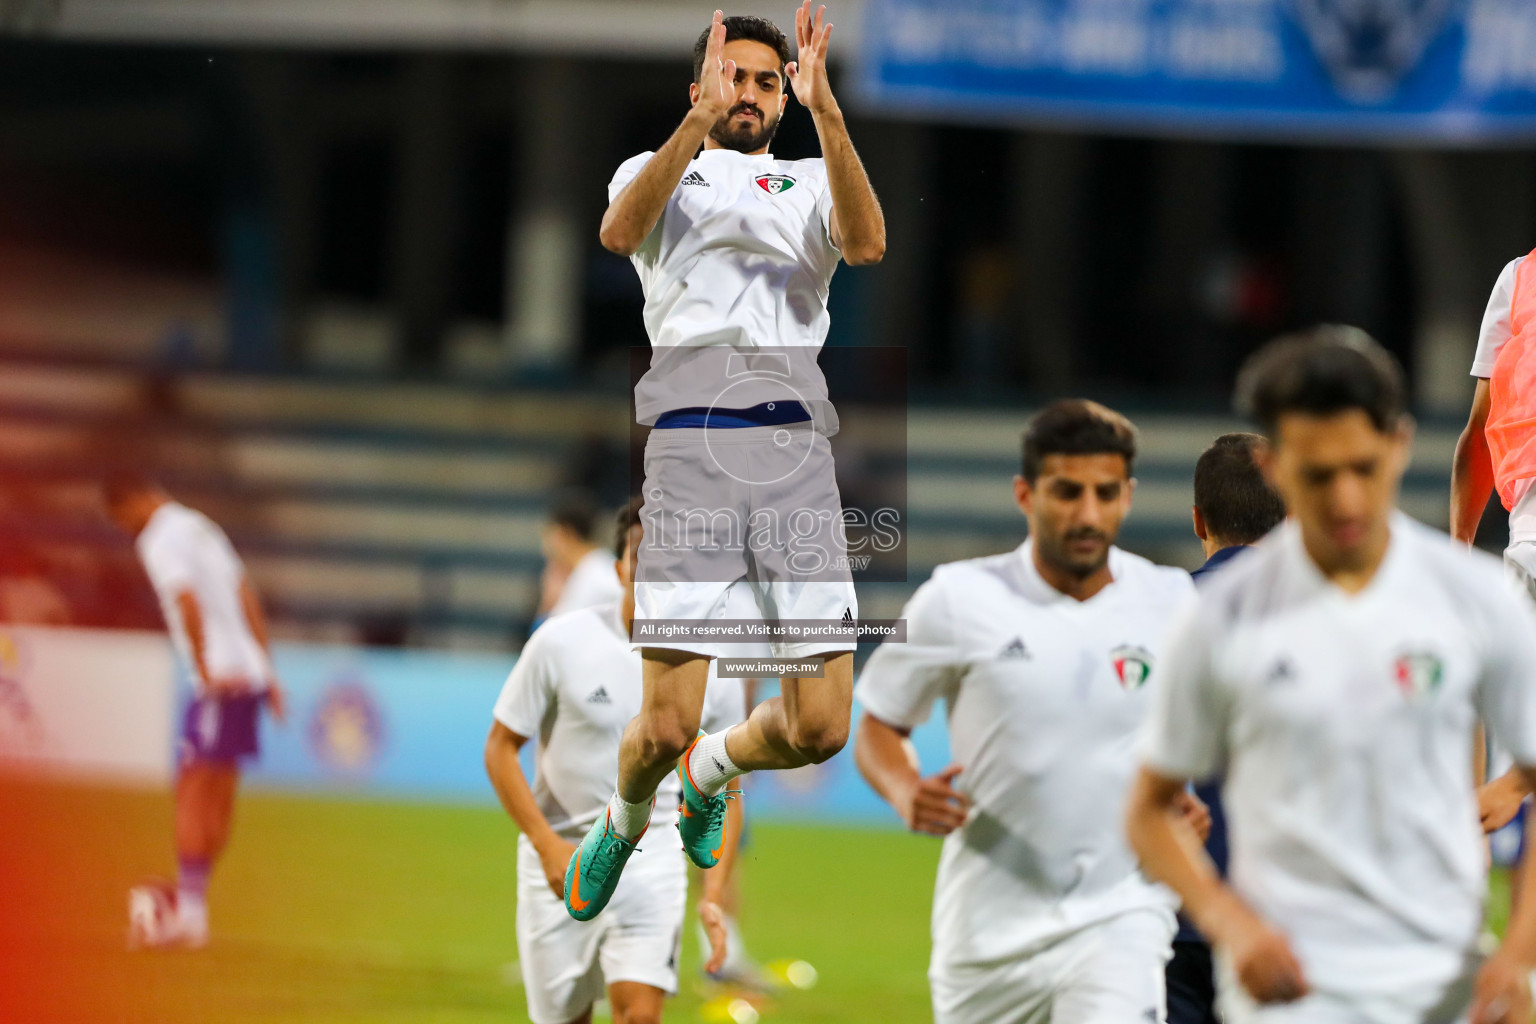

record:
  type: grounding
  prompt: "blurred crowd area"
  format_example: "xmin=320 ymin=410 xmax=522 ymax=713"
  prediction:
xmin=0 ymin=7 xmax=1526 ymax=649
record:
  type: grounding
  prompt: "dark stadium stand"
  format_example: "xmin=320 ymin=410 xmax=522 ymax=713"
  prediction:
xmin=0 ymin=356 xmax=1463 ymax=650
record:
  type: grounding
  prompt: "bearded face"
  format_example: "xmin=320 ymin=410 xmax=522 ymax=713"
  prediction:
xmin=707 ymin=98 xmax=783 ymax=154
xmin=694 ymin=37 xmax=789 ymax=154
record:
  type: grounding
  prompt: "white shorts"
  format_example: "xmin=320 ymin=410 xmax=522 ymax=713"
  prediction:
xmin=635 ymin=425 xmax=857 ymax=660
xmin=515 ymin=837 xmax=687 ymax=1024
xmin=1216 ymin=959 xmax=1474 ymax=1024
xmin=1504 ymin=541 xmax=1536 ymax=604
xmin=930 ymin=908 xmax=1176 ymax=1024
xmin=633 ymin=578 xmax=858 ymax=659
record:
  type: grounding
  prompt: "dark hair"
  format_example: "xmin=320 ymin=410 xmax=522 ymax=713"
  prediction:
xmin=693 ymin=16 xmax=791 ymax=82
xmin=1021 ymin=399 xmax=1138 ymax=483
xmin=548 ymin=496 xmax=596 ymax=541
xmin=1194 ymin=433 xmax=1286 ymax=546
xmin=1236 ymin=325 xmax=1407 ymax=437
xmin=613 ymin=495 xmax=644 ymax=559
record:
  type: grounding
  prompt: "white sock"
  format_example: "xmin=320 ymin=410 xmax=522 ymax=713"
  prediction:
xmin=688 ymin=729 xmax=746 ymax=797
xmin=176 ymin=891 xmax=208 ymax=938
xmin=607 ymin=790 xmax=653 ymax=840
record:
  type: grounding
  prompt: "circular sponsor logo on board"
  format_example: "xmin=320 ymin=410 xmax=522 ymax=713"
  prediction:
xmin=308 ymin=678 xmax=385 ymax=774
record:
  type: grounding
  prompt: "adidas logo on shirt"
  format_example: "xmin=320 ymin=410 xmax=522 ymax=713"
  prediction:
xmin=999 ymin=637 xmax=1031 ymax=659
xmin=586 ymin=686 xmax=612 ymax=704
xmin=681 ymin=171 xmax=710 ymax=187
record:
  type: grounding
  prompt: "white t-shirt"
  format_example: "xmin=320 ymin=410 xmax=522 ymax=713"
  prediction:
xmin=549 ymin=548 xmax=624 ymax=617
xmin=855 ymin=540 xmax=1195 ymax=972
xmin=136 ymin=501 xmax=272 ymax=690
xmin=1471 ymin=256 xmax=1536 ymax=542
xmin=493 ymin=601 xmax=747 ymax=844
xmin=1143 ymin=515 xmax=1536 ymax=997
xmin=608 ymin=148 xmax=842 ymax=426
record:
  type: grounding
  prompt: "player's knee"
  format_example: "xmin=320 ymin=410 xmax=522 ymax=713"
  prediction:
xmin=636 ymin=714 xmax=697 ymax=768
xmin=790 ymin=718 xmax=849 ymax=765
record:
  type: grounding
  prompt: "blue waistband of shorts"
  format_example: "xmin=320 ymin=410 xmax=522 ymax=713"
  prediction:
xmin=654 ymin=401 xmax=811 ymax=429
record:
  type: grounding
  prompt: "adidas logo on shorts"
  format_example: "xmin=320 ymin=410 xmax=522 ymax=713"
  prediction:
xmin=586 ymin=686 xmax=612 ymax=704
xmin=681 ymin=171 xmax=709 ymax=187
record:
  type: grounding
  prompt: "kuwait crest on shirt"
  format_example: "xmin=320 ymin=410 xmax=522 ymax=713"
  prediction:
xmin=1393 ymin=650 xmax=1444 ymax=701
xmin=1111 ymin=645 xmax=1154 ymax=691
xmin=755 ymin=174 xmax=795 ymax=195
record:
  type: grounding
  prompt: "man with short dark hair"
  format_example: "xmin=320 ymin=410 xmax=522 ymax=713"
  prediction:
xmin=1192 ymin=432 xmax=1287 ymax=580
xmin=540 ymin=497 xmax=622 ymax=621
xmin=854 ymin=399 xmax=1207 ymax=1024
xmin=1168 ymin=432 xmax=1287 ymax=1024
xmin=1128 ymin=327 xmax=1536 ymax=1024
xmin=572 ymin=3 xmax=887 ymax=924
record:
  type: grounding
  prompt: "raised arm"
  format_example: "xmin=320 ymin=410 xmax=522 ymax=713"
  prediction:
xmin=599 ymin=10 xmax=736 ymax=256
xmin=1126 ymin=767 xmax=1308 ymax=1005
xmin=854 ymin=712 xmax=967 ymax=835
xmin=1451 ymin=378 xmax=1495 ymax=544
xmin=787 ymin=2 xmax=884 ymax=265
xmin=485 ymin=721 xmax=574 ymax=899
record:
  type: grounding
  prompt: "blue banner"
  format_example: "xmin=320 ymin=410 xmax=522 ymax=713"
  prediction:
xmin=243 ymin=643 xmax=951 ymax=825
xmin=247 ymin=644 xmax=511 ymax=802
xmin=857 ymin=0 xmax=1536 ymax=142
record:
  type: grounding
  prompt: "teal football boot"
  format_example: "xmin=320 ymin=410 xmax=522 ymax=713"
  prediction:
xmin=564 ymin=809 xmax=645 ymax=921
xmin=676 ymin=733 xmax=734 ymax=869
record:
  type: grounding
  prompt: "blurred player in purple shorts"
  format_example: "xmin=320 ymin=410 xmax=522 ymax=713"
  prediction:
xmin=106 ymin=477 xmax=286 ymax=950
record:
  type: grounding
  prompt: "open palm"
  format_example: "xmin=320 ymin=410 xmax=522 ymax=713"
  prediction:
xmin=787 ymin=2 xmax=834 ymax=113
xmin=696 ymin=9 xmax=738 ymax=121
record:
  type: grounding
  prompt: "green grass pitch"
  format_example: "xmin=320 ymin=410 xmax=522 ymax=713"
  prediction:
xmin=4 ymin=782 xmax=1513 ymax=1024
xmin=5 ymin=783 xmax=941 ymax=1023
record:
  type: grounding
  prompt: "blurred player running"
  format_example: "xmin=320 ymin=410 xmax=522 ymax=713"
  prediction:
xmin=106 ymin=478 xmax=286 ymax=950
xmin=1129 ymin=327 xmax=1536 ymax=1024
xmin=573 ymin=4 xmax=885 ymax=922
xmin=1452 ymin=249 xmax=1536 ymax=839
xmin=1168 ymin=433 xmax=1287 ymax=1024
xmin=540 ymin=497 xmax=623 ymax=623
xmin=854 ymin=400 xmax=1207 ymax=1024
xmin=531 ymin=493 xmax=775 ymax=990
xmin=485 ymin=499 xmax=746 ymax=1024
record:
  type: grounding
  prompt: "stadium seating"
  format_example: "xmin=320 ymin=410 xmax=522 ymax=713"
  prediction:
xmin=0 ymin=356 xmax=1464 ymax=649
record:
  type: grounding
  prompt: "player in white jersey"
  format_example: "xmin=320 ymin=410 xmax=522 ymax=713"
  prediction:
xmin=541 ymin=498 xmax=624 ymax=622
xmin=1128 ymin=327 xmax=1536 ymax=1024
xmin=486 ymin=498 xmax=747 ymax=1024
xmin=571 ymin=5 xmax=887 ymax=922
xmin=853 ymin=400 xmax=1208 ymax=1024
xmin=105 ymin=478 xmax=285 ymax=950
